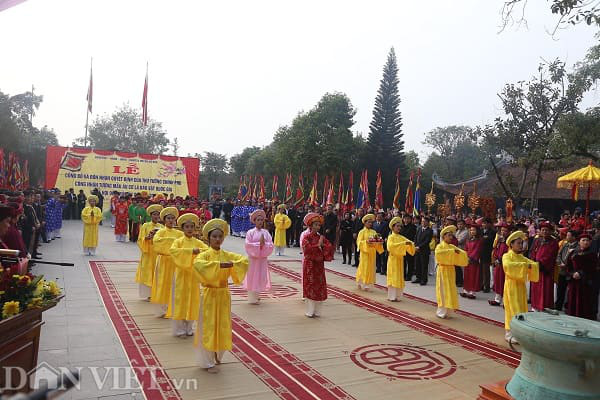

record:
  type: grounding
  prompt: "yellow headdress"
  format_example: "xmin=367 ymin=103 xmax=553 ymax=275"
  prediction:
xmin=362 ymin=213 xmax=375 ymax=224
xmin=440 ymin=225 xmax=457 ymax=237
xmin=202 ymin=218 xmax=229 ymax=239
xmin=160 ymin=206 xmax=179 ymax=220
xmin=388 ymin=216 xmax=402 ymax=231
xmin=177 ymin=213 xmax=199 ymax=228
xmin=146 ymin=204 xmax=163 ymax=216
xmin=506 ymin=231 xmax=527 ymax=246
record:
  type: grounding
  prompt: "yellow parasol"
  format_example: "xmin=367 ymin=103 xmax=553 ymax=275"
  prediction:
xmin=556 ymin=161 xmax=600 ymax=225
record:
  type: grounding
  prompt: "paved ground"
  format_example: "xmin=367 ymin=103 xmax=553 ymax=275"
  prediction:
xmin=34 ymin=220 xmax=505 ymax=400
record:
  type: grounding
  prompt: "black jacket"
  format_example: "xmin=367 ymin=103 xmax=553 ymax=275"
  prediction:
xmin=414 ymin=225 xmax=433 ymax=252
xmin=400 ymin=223 xmax=417 ymax=241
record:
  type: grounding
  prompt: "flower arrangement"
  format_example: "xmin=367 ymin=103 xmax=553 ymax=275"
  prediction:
xmin=0 ymin=266 xmax=62 ymax=321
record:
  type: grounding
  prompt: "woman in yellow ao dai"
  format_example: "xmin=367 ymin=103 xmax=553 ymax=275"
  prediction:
xmin=150 ymin=207 xmax=183 ymax=317
xmin=168 ymin=213 xmax=208 ymax=337
xmin=135 ymin=204 xmax=164 ymax=299
xmin=434 ymin=225 xmax=468 ymax=319
xmin=356 ymin=214 xmax=384 ymax=291
xmin=192 ymin=218 xmax=248 ymax=373
xmin=386 ymin=217 xmax=416 ymax=301
xmin=273 ymin=204 xmax=292 ymax=256
xmin=81 ymin=195 xmax=103 ymax=256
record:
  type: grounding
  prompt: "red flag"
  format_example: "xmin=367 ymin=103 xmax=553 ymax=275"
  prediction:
xmin=272 ymin=175 xmax=279 ymax=201
xmin=375 ymin=169 xmax=383 ymax=210
xmin=285 ymin=174 xmax=292 ymax=203
xmin=571 ymin=183 xmax=579 ymax=201
xmin=393 ymin=168 xmax=401 ymax=209
xmin=362 ymin=170 xmax=371 ymax=209
xmin=86 ymin=61 xmax=93 ymax=113
xmin=321 ymin=175 xmax=329 ymax=207
xmin=142 ymin=64 xmax=149 ymax=126
xmin=294 ymin=173 xmax=305 ymax=207
xmin=7 ymin=152 xmax=14 ymax=190
xmin=346 ymin=171 xmax=354 ymax=210
xmin=308 ymin=171 xmax=318 ymax=207
xmin=259 ymin=176 xmax=266 ymax=202
xmin=22 ymin=159 xmax=29 ymax=188
xmin=237 ymin=176 xmax=243 ymax=200
xmin=0 ymin=148 xmax=5 ymax=188
xmin=326 ymin=176 xmax=334 ymax=206
xmin=405 ymin=171 xmax=414 ymax=214
xmin=337 ymin=171 xmax=344 ymax=210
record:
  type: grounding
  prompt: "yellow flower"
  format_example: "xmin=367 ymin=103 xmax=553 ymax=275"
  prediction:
xmin=27 ymin=297 xmax=43 ymax=309
xmin=46 ymin=281 xmax=61 ymax=296
xmin=2 ymin=301 xmax=21 ymax=318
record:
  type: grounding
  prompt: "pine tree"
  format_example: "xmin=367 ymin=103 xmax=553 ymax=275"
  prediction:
xmin=365 ymin=48 xmax=405 ymax=207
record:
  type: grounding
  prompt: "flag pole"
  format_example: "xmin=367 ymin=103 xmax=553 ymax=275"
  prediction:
xmin=85 ymin=57 xmax=92 ymax=148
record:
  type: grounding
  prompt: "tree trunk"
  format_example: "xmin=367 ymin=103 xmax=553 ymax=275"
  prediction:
xmin=489 ymin=156 xmax=514 ymax=199
xmin=529 ymin=160 xmax=544 ymax=214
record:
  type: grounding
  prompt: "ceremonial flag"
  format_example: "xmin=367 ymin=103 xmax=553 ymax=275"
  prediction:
xmin=413 ymin=168 xmax=421 ymax=218
xmin=0 ymin=148 xmax=5 ymax=188
xmin=294 ymin=173 xmax=305 ymax=207
xmin=272 ymin=175 xmax=279 ymax=202
xmin=252 ymin=175 xmax=258 ymax=201
xmin=393 ymin=168 xmax=401 ymax=209
xmin=405 ymin=171 xmax=414 ymax=214
xmin=308 ymin=171 xmax=318 ymax=207
xmin=14 ymin=158 xmax=22 ymax=190
xmin=326 ymin=176 xmax=334 ymax=206
xmin=240 ymin=176 xmax=249 ymax=201
xmin=571 ymin=183 xmax=579 ymax=201
xmin=86 ymin=61 xmax=93 ymax=113
xmin=142 ymin=64 xmax=149 ymax=126
xmin=375 ymin=169 xmax=383 ymax=210
xmin=337 ymin=171 xmax=344 ymax=210
xmin=362 ymin=170 xmax=371 ymax=209
xmin=259 ymin=175 xmax=266 ymax=202
xmin=346 ymin=171 xmax=354 ymax=210
xmin=356 ymin=170 xmax=365 ymax=209
xmin=321 ymin=175 xmax=329 ymax=207
xmin=7 ymin=152 xmax=14 ymax=190
xmin=285 ymin=173 xmax=293 ymax=203
xmin=237 ymin=176 xmax=243 ymax=200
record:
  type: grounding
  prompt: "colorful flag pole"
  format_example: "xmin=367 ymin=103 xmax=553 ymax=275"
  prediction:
xmin=241 ymin=176 xmax=249 ymax=201
xmin=375 ymin=169 xmax=383 ymax=210
xmin=0 ymin=148 xmax=5 ymax=189
xmin=142 ymin=62 xmax=149 ymax=126
xmin=393 ymin=168 xmax=401 ymax=210
xmin=356 ymin=171 xmax=365 ymax=209
xmin=337 ymin=171 xmax=344 ymax=210
xmin=85 ymin=57 xmax=93 ymax=147
xmin=405 ymin=171 xmax=414 ymax=214
xmin=259 ymin=176 xmax=266 ymax=203
xmin=272 ymin=175 xmax=279 ymax=202
xmin=326 ymin=176 xmax=334 ymax=206
xmin=413 ymin=168 xmax=421 ymax=218
xmin=308 ymin=171 xmax=318 ymax=207
xmin=346 ymin=171 xmax=354 ymax=211
xmin=285 ymin=173 xmax=293 ymax=203
xmin=294 ymin=173 xmax=305 ymax=208
xmin=321 ymin=175 xmax=329 ymax=207
xmin=363 ymin=170 xmax=371 ymax=209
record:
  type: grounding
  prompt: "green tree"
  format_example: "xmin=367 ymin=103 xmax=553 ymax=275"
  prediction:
xmin=364 ymin=48 xmax=405 ymax=206
xmin=475 ymin=60 xmax=585 ymax=208
xmin=0 ymin=89 xmax=58 ymax=186
xmin=74 ymin=104 xmax=170 ymax=154
xmin=404 ymin=150 xmax=420 ymax=171
xmin=550 ymin=108 xmax=600 ymax=161
xmin=199 ymin=152 xmax=229 ymax=185
xmin=229 ymin=146 xmax=262 ymax=176
xmin=501 ymin=0 xmax=600 ymax=31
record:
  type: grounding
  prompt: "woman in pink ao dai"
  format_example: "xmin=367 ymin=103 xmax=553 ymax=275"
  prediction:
xmin=243 ymin=209 xmax=274 ymax=304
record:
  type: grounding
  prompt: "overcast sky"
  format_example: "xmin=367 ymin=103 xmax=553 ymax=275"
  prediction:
xmin=0 ymin=0 xmax=597 ymax=162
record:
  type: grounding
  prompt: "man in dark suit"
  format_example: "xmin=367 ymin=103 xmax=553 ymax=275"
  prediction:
xmin=323 ymin=205 xmax=338 ymax=245
xmin=373 ymin=211 xmax=390 ymax=274
xmin=413 ymin=215 xmax=433 ymax=285
xmin=400 ymin=214 xmax=417 ymax=280
xmin=352 ymin=208 xmax=365 ymax=267
xmin=480 ymin=218 xmax=496 ymax=292
xmin=67 ymin=188 xmax=77 ymax=220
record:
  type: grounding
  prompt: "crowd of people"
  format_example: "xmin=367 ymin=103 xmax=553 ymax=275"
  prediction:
xmin=1 ymin=187 xmax=599 ymax=372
